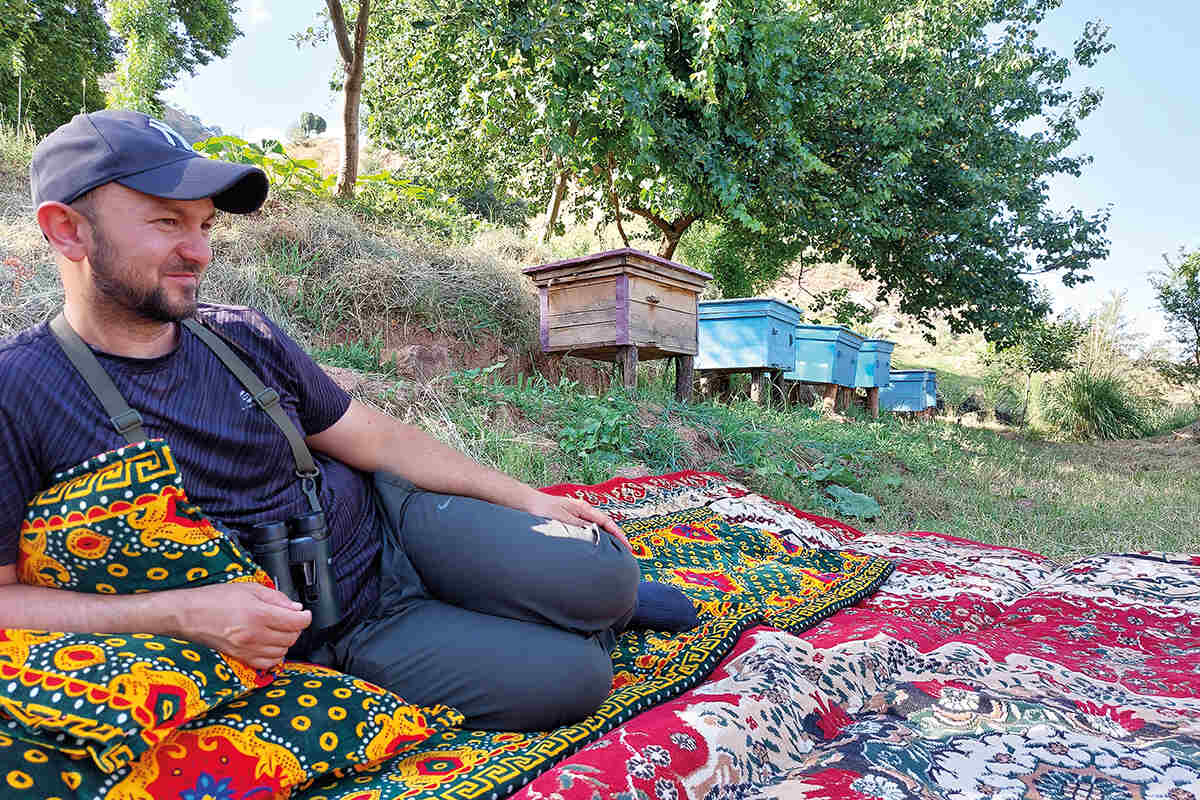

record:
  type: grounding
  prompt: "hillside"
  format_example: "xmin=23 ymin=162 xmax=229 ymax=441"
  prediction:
xmin=2 ymin=126 xmax=1198 ymax=560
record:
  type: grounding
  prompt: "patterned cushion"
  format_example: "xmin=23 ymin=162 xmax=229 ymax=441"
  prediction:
xmin=3 ymin=440 xmax=277 ymax=772
xmin=18 ymin=439 xmax=269 ymax=593
xmin=0 ymin=663 xmax=463 ymax=800
xmin=0 ymin=629 xmax=273 ymax=773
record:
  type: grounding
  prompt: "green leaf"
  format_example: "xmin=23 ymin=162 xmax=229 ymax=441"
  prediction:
xmin=825 ymin=485 xmax=881 ymax=519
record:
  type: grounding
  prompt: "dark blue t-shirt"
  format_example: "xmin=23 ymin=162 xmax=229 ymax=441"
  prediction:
xmin=0 ymin=304 xmax=380 ymax=625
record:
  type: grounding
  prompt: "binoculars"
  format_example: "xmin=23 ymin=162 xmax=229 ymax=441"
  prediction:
xmin=250 ymin=511 xmax=341 ymax=633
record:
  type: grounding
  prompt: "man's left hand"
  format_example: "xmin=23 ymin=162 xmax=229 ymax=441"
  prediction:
xmin=523 ymin=491 xmax=631 ymax=552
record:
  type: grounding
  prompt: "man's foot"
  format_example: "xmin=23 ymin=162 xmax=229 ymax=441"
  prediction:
xmin=627 ymin=581 xmax=699 ymax=632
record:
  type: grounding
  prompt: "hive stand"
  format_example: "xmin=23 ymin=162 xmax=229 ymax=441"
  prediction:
xmin=524 ymin=249 xmax=711 ymax=401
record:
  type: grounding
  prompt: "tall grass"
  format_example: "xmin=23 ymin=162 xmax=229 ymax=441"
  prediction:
xmin=1041 ymin=369 xmax=1149 ymax=441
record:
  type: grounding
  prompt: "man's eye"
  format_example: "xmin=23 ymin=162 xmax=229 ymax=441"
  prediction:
xmin=156 ymin=218 xmax=178 ymax=226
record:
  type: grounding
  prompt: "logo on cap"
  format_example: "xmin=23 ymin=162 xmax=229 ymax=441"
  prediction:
xmin=146 ymin=119 xmax=191 ymax=150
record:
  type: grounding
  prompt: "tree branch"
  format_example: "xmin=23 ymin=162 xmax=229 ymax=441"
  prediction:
xmin=325 ymin=0 xmax=354 ymax=65
xmin=606 ymin=154 xmax=629 ymax=248
xmin=626 ymin=203 xmax=673 ymax=235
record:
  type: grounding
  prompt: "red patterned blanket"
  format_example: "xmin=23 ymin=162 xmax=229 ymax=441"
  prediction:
xmin=516 ymin=472 xmax=1200 ymax=800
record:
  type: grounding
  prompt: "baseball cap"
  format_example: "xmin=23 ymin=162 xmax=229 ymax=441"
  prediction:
xmin=30 ymin=110 xmax=269 ymax=214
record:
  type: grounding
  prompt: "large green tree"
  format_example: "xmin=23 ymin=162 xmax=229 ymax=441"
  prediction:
xmin=0 ymin=0 xmax=117 ymax=135
xmin=106 ymin=0 xmax=242 ymax=115
xmin=362 ymin=0 xmax=1111 ymax=343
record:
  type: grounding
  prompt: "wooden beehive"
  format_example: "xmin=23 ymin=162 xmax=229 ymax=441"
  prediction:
xmin=783 ymin=325 xmax=864 ymax=387
xmin=854 ymin=339 xmax=895 ymax=389
xmin=696 ymin=298 xmax=802 ymax=372
xmin=523 ymin=249 xmax=711 ymax=361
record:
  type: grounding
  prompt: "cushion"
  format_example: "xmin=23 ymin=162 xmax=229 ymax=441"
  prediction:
xmin=3 ymin=439 xmax=277 ymax=772
xmin=0 ymin=629 xmax=273 ymax=773
xmin=18 ymin=439 xmax=270 ymax=593
xmin=0 ymin=663 xmax=463 ymax=800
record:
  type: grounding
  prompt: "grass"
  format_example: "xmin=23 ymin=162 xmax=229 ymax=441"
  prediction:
xmin=385 ymin=369 xmax=1200 ymax=562
xmin=3 ymin=123 xmax=1197 ymax=563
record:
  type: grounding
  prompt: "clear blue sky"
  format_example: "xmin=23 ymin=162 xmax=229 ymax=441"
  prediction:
xmin=165 ymin=1 xmax=1199 ymax=347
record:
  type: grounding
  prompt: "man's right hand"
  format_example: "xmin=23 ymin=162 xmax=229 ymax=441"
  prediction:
xmin=175 ymin=582 xmax=312 ymax=670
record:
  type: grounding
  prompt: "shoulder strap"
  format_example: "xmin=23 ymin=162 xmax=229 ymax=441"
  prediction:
xmin=182 ymin=318 xmax=322 ymax=512
xmin=49 ymin=312 xmax=147 ymax=444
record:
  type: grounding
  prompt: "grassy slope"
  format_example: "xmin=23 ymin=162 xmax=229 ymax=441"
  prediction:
xmin=2 ymin=129 xmax=1197 ymax=562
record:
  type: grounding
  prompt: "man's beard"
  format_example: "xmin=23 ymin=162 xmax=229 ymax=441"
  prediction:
xmin=90 ymin=225 xmax=200 ymax=323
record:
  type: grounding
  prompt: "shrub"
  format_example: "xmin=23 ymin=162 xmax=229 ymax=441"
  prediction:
xmin=0 ymin=123 xmax=35 ymax=178
xmin=195 ymin=136 xmax=335 ymax=200
xmin=1041 ymin=369 xmax=1150 ymax=441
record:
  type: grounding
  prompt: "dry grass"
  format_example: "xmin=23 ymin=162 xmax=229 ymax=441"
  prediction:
xmin=0 ymin=136 xmax=62 ymax=337
xmin=0 ymin=130 xmax=539 ymax=355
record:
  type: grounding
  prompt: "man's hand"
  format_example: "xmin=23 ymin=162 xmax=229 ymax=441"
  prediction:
xmin=523 ymin=490 xmax=631 ymax=552
xmin=175 ymin=582 xmax=312 ymax=670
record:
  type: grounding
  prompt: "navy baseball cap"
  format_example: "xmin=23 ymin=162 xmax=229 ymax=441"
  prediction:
xmin=30 ymin=110 xmax=268 ymax=214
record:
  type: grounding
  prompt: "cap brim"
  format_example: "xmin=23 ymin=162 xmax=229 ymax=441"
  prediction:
xmin=117 ymin=155 xmax=269 ymax=214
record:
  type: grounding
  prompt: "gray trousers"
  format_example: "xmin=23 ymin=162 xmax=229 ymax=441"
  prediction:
xmin=328 ymin=473 xmax=639 ymax=731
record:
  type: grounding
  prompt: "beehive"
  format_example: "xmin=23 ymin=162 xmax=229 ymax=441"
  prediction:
xmin=880 ymin=369 xmax=938 ymax=412
xmin=523 ymin=248 xmax=711 ymax=361
xmin=854 ymin=339 xmax=895 ymax=389
xmin=783 ymin=325 xmax=864 ymax=387
xmin=695 ymin=299 xmax=802 ymax=372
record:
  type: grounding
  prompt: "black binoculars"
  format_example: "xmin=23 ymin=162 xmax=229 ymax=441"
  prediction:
xmin=249 ymin=512 xmax=341 ymax=633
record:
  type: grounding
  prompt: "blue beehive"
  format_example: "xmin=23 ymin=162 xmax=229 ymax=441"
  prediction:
xmin=880 ymin=369 xmax=937 ymax=412
xmin=696 ymin=299 xmax=802 ymax=372
xmin=784 ymin=325 xmax=864 ymax=387
xmin=854 ymin=339 xmax=895 ymax=388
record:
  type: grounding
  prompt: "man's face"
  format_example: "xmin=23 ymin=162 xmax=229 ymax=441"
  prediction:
xmin=78 ymin=184 xmax=216 ymax=322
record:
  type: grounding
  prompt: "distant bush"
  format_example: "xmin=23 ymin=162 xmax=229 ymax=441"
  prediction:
xmin=980 ymin=364 xmax=1024 ymax=423
xmin=1142 ymin=403 xmax=1200 ymax=437
xmin=1041 ymin=369 xmax=1150 ymax=441
xmin=454 ymin=179 xmax=532 ymax=233
xmin=353 ymin=172 xmax=481 ymax=243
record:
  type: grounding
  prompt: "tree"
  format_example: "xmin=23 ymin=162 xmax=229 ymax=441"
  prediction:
xmin=294 ymin=1 xmax=372 ymax=198
xmin=0 ymin=0 xmax=117 ymax=135
xmin=298 ymin=111 xmax=327 ymax=137
xmin=985 ymin=313 xmax=1085 ymax=423
xmin=106 ymin=0 xmax=242 ymax=116
xmin=1151 ymin=248 xmax=1200 ymax=385
xmin=362 ymin=0 xmax=1111 ymax=344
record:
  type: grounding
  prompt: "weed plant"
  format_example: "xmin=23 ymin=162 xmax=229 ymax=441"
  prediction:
xmin=1041 ymin=369 xmax=1149 ymax=440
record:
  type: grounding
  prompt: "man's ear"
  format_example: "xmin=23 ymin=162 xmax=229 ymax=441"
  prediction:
xmin=36 ymin=202 xmax=90 ymax=263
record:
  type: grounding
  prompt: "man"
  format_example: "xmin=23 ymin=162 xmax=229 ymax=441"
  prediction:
xmin=0 ymin=110 xmax=648 ymax=732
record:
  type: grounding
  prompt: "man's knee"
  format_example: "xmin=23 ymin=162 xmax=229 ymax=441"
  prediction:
xmin=576 ymin=534 xmax=640 ymax=629
xmin=477 ymin=638 xmax=614 ymax=731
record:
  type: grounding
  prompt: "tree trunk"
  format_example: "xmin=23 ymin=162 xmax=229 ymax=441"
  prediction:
xmin=337 ymin=69 xmax=363 ymax=197
xmin=541 ymin=169 xmax=569 ymax=243
xmin=659 ymin=232 xmax=682 ymax=261
xmin=326 ymin=0 xmax=371 ymax=199
xmin=1022 ymin=371 xmax=1033 ymax=426
xmin=626 ymin=205 xmax=698 ymax=261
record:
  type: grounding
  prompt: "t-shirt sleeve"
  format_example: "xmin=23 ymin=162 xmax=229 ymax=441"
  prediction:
xmin=236 ymin=310 xmax=352 ymax=436
xmin=0 ymin=363 xmax=47 ymax=566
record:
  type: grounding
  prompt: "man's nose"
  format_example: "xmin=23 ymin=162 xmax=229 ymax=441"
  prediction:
xmin=179 ymin=229 xmax=213 ymax=267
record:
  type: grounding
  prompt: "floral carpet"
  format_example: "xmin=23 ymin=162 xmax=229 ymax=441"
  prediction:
xmin=512 ymin=475 xmax=1200 ymax=800
xmin=8 ymin=469 xmax=1196 ymax=799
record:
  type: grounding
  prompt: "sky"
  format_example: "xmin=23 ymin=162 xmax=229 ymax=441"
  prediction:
xmin=164 ymin=0 xmax=1199 ymax=348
